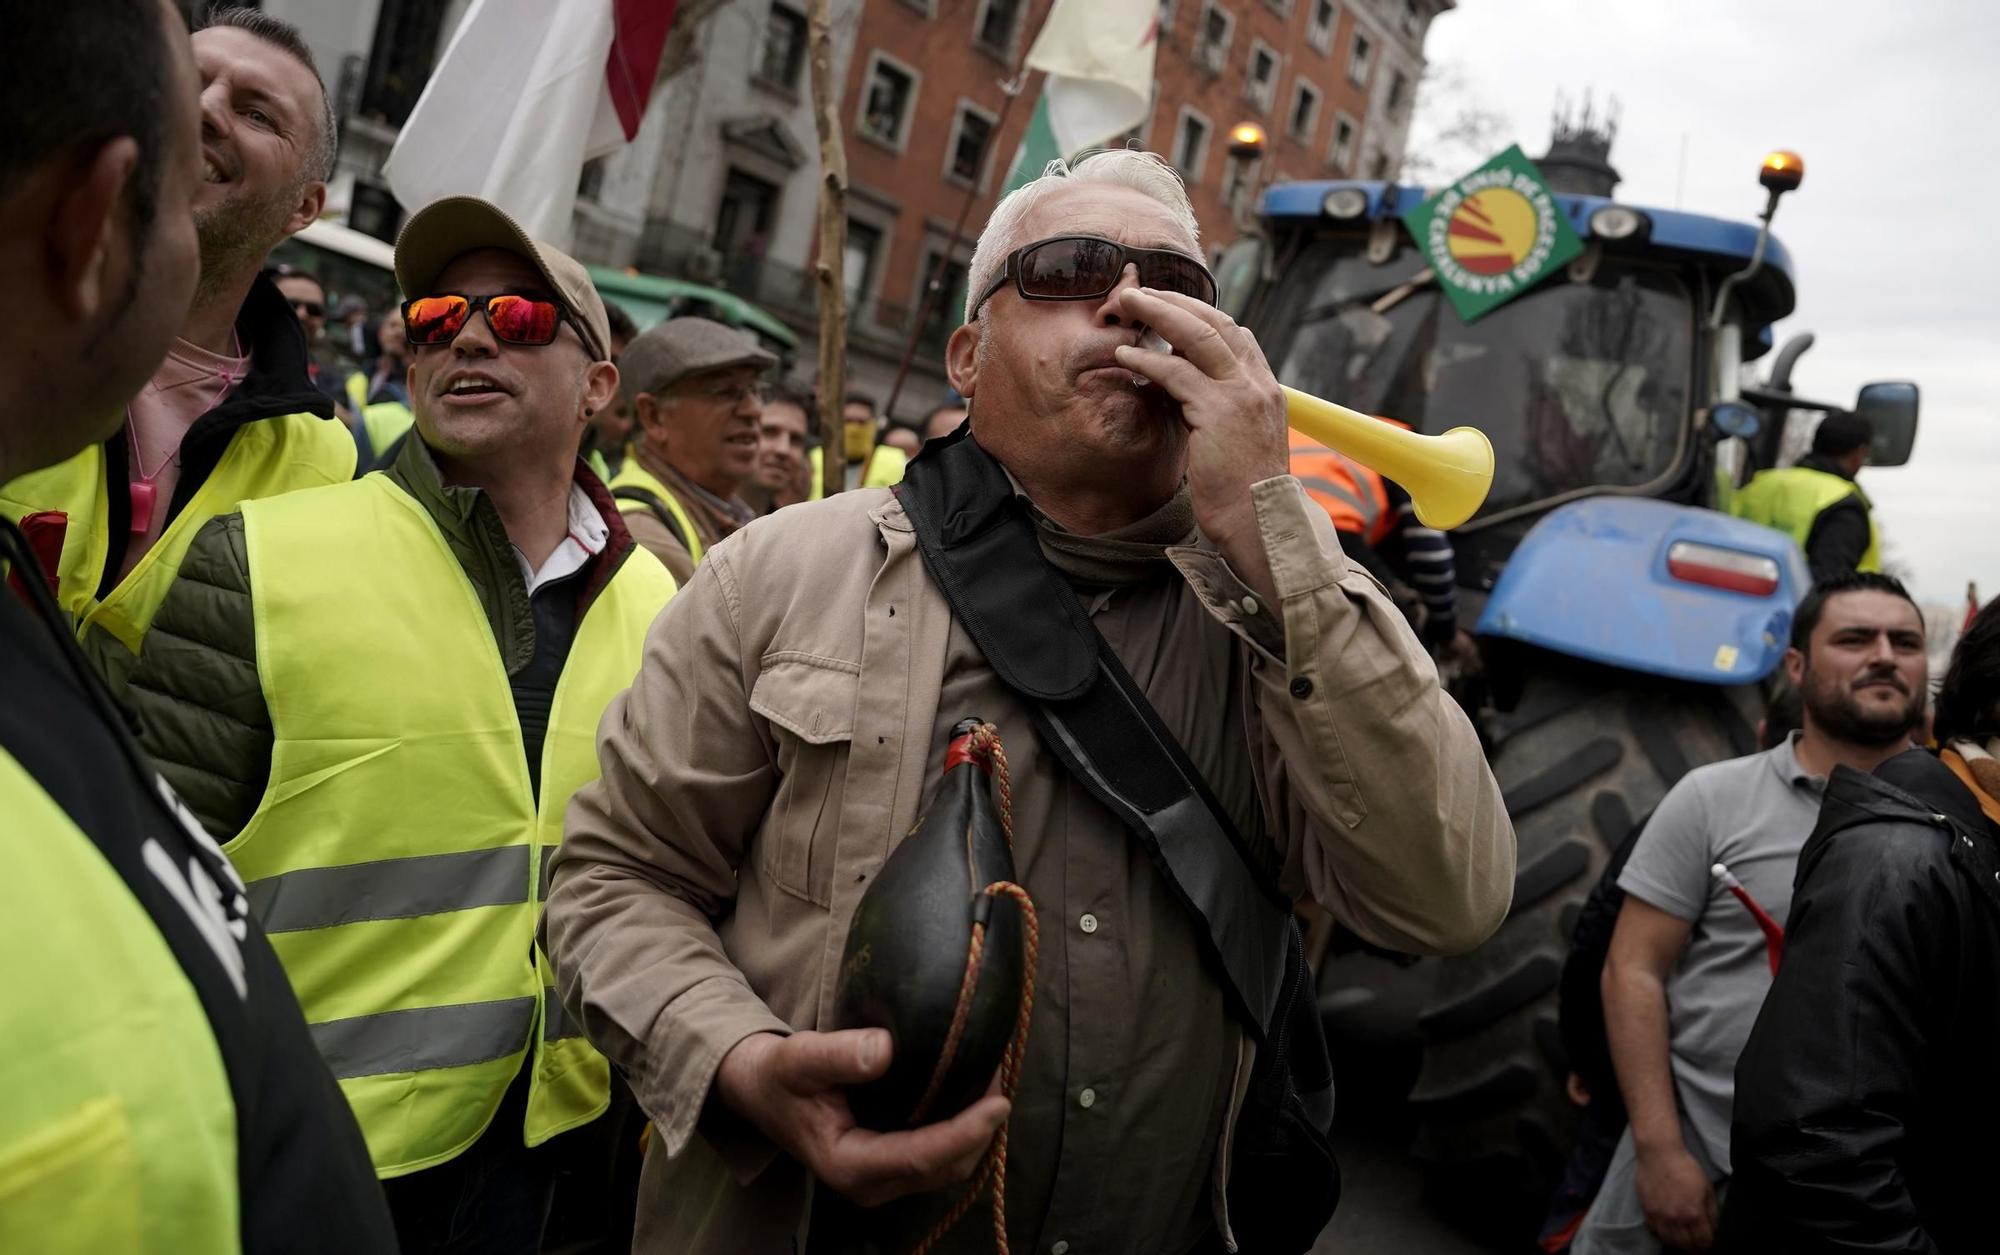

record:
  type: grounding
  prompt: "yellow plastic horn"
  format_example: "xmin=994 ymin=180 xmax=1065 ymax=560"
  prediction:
xmin=1283 ymin=385 xmax=1495 ymax=530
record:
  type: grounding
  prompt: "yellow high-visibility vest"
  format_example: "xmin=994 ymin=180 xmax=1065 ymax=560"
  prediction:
xmin=0 ymin=416 xmax=354 ymax=689
xmin=360 ymin=402 xmax=413 ymax=462
xmin=228 ymin=473 xmax=674 ymax=1177
xmin=807 ymin=444 xmax=907 ymax=500
xmin=606 ymin=458 xmax=706 ymax=567
xmin=1 ymin=751 xmax=238 ymax=1252
xmin=1730 ymin=465 xmax=1881 ymax=572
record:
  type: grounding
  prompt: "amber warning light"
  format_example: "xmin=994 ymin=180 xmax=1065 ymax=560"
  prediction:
xmin=1228 ymin=122 xmax=1267 ymax=158
xmin=1760 ymin=150 xmax=1804 ymax=194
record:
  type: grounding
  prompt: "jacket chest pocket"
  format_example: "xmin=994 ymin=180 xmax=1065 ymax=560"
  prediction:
xmin=749 ymin=652 xmax=861 ymax=908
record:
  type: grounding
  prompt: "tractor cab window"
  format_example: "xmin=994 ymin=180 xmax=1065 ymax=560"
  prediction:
xmin=1268 ymin=243 xmax=1694 ymax=520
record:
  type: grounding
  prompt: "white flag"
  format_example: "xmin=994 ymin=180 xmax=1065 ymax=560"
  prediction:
xmin=384 ymin=0 xmax=626 ymax=246
xmin=1022 ymin=0 xmax=1160 ymax=158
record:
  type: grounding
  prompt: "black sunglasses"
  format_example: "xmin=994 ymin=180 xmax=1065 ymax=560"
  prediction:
xmin=289 ymin=299 xmax=326 ymax=319
xmin=972 ymin=234 xmax=1217 ymax=315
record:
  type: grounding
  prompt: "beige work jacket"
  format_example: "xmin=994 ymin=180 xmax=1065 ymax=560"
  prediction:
xmin=543 ymin=476 xmax=1513 ymax=1252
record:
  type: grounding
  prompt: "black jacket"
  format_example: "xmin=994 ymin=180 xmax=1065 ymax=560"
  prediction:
xmin=0 ymin=519 xmax=395 ymax=1252
xmin=1720 ymin=749 xmax=2000 ymax=1253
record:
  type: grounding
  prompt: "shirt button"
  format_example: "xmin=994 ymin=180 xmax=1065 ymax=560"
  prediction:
xmin=1078 ymin=1087 xmax=1096 ymax=1109
xmin=1289 ymin=676 xmax=1314 ymax=699
xmin=1240 ymin=595 xmax=1261 ymax=616
xmin=1078 ymin=913 xmax=1099 ymax=934
xmin=1051 ymin=1243 xmax=1070 ymax=1255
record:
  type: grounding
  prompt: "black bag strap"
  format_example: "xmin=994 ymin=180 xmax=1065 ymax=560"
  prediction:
xmin=611 ymin=484 xmax=691 ymax=553
xmin=896 ymin=430 xmax=1292 ymax=1038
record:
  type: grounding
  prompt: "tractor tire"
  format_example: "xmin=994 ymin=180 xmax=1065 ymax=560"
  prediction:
xmin=1406 ymin=649 xmax=1758 ymax=1249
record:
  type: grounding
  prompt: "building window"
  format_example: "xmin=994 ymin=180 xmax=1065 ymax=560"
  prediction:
xmin=857 ymin=53 xmax=920 ymax=149
xmin=360 ymin=0 xmax=451 ymax=127
xmin=1368 ymin=149 xmax=1392 ymax=180
xmin=973 ymin=0 xmax=1025 ymax=55
xmin=1307 ymin=0 xmax=1339 ymax=53
xmin=1173 ymin=107 xmax=1212 ymax=182
xmin=755 ymin=4 xmax=808 ymax=93
xmin=944 ymin=101 xmax=998 ymax=186
xmin=1195 ymin=3 xmax=1234 ymax=76
xmin=1329 ymin=112 xmax=1358 ymax=172
xmin=1158 ymin=0 xmax=1179 ymax=38
xmin=578 ymin=157 xmax=607 ymax=201
xmin=1223 ymin=154 xmax=1254 ymax=210
xmin=844 ymin=219 xmax=883 ymax=308
xmin=1386 ymin=68 xmax=1409 ymax=114
xmin=1288 ymin=78 xmax=1322 ymax=144
xmin=1245 ymin=40 xmax=1279 ymax=114
xmin=1347 ymin=31 xmax=1373 ymax=85
xmin=919 ymin=250 xmax=969 ymax=335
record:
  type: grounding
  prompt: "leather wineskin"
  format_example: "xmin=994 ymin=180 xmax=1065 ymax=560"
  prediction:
xmin=832 ymin=723 xmax=1025 ymax=1131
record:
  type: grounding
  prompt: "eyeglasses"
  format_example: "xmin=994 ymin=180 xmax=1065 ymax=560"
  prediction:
xmin=289 ymin=300 xmax=326 ymax=319
xmin=402 ymin=293 xmax=574 ymax=350
xmin=972 ymin=235 xmax=1217 ymax=316
xmin=687 ymin=380 xmax=770 ymax=408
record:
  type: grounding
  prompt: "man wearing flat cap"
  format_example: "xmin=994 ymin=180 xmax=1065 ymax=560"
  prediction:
xmin=606 ymin=316 xmax=777 ymax=583
xmin=126 ymin=195 xmax=677 ymax=1254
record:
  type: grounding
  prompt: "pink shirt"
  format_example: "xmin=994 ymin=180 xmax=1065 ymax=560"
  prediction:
xmin=120 ymin=337 xmax=247 ymax=578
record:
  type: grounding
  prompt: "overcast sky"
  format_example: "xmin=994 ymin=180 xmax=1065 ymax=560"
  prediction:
xmin=1409 ymin=0 xmax=1998 ymax=609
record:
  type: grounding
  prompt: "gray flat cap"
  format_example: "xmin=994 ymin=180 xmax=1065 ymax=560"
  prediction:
xmin=620 ymin=317 xmax=777 ymax=395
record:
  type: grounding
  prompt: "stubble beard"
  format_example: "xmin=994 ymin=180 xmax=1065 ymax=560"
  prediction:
xmin=193 ymin=181 xmax=302 ymax=308
xmin=1803 ymin=663 xmax=1924 ymax=747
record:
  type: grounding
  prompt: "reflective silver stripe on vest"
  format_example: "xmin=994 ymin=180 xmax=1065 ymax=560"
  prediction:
xmin=1294 ymin=474 xmax=1379 ymax=531
xmin=543 ymin=985 xmax=582 ymax=1042
xmin=246 ymin=845 xmax=533 ymax=934
xmin=312 ymin=997 xmax=536 ymax=1079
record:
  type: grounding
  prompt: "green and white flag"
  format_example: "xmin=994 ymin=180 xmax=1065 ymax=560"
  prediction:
xmin=1005 ymin=0 xmax=1160 ymax=192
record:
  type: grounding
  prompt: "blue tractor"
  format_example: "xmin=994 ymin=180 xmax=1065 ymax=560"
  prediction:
xmin=1219 ymin=148 xmax=1920 ymax=1241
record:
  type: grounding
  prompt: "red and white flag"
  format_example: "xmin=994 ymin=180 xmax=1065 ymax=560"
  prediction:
xmin=384 ymin=0 xmax=677 ymax=246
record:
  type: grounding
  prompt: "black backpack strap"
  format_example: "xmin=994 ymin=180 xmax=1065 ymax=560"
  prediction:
xmin=896 ymin=429 xmax=1290 ymax=1037
xmin=611 ymin=485 xmax=691 ymax=553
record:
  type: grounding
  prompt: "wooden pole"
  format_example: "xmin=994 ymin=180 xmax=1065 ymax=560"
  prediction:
xmin=807 ymin=0 xmax=848 ymax=494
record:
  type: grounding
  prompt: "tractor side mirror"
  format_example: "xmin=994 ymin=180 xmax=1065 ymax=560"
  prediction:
xmin=1855 ymin=380 xmax=1919 ymax=467
xmin=1707 ymin=401 xmax=1763 ymax=440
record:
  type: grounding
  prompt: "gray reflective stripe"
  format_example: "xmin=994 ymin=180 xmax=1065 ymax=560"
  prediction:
xmin=1295 ymin=474 xmax=1379 ymax=533
xmin=247 ymin=845 xmax=533 ymax=934
xmin=312 ymin=997 xmax=535 ymax=1079
xmin=542 ymin=986 xmax=583 ymax=1042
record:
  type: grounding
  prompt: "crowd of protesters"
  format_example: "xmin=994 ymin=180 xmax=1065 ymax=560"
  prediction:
xmin=4 ymin=4 xmax=1998 ymax=1255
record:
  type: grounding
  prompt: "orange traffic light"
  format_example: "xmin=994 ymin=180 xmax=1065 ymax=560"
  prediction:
xmin=1759 ymin=150 xmax=1804 ymax=194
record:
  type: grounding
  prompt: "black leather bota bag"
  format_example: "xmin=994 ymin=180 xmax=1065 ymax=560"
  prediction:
xmin=894 ymin=429 xmax=1339 ymax=1253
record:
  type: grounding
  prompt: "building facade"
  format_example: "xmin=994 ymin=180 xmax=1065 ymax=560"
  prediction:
xmin=256 ymin=0 xmax=1449 ymax=422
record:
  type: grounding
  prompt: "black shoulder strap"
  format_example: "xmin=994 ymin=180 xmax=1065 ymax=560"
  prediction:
xmin=611 ymin=485 xmax=691 ymax=552
xmin=896 ymin=431 xmax=1291 ymax=1038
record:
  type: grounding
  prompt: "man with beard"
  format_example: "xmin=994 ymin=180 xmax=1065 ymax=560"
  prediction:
xmin=1574 ymin=571 xmax=1928 ymax=1255
xmin=737 ymin=386 xmax=811 ymax=515
xmin=0 ymin=5 xmax=353 ymax=690
xmin=1722 ymin=595 xmax=2000 ymax=1254
xmin=0 ymin=1 xmax=392 ymax=1248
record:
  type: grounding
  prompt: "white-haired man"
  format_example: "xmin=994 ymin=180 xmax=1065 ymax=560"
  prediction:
xmin=543 ymin=150 xmax=1513 ymax=1252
